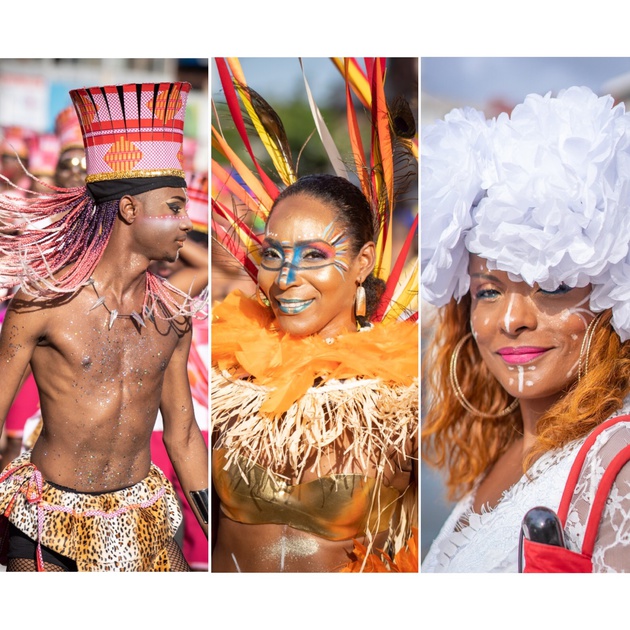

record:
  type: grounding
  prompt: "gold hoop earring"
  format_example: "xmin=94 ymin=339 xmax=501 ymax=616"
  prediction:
xmin=256 ymin=284 xmax=270 ymax=308
xmin=355 ymin=281 xmax=366 ymax=318
xmin=578 ymin=312 xmax=604 ymax=382
xmin=449 ymin=332 xmax=519 ymax=418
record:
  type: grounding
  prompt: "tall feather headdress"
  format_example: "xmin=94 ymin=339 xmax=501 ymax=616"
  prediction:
xmin=211 ymin=57 xmax=418 ymax=323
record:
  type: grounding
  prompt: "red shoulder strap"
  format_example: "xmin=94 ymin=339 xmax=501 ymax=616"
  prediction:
xmin=581 ymin=443 xmax=630 ymax=556
xmin=557 ymin=414 xmax=630 ymax=526
xmin=556 ymin=414 xmax=630 ymax=558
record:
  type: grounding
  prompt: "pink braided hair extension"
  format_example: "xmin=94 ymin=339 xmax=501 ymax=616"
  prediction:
xmin=0 ymin=181 xmax=117 ymax=300
xmin=145 ymin=271 xmax=208 ymax=321
xmin=0 ymin=167 xmax=208 ymax=321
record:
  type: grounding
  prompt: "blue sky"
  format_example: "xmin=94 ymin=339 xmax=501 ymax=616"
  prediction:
xmin=422 ymin=57 xmax=630 ymax=104
xmin=211 ymin=58 xmax=342 ymax=106
xmin=212 ymin=57 xmax=630 ymax=110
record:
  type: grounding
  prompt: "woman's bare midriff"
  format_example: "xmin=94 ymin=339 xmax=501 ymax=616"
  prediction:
xmin=212 ymin=514 xmax=390 ymax=572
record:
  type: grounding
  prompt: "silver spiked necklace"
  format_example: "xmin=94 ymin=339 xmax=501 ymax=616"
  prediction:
xmin=86 ymin=278 xmax=151 ymax=330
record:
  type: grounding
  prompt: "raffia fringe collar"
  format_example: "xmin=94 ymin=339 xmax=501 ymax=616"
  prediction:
xmin=211 ymin=290 xmax=418 ymax=416
xmin=211 ymin=291 xmax=418 ymax=481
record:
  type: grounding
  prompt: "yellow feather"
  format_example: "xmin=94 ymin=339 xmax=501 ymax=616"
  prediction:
xmin=233 ymin=83 xmax=296 ymax=187
xmin=383 ymin=261 xmax=418 ymax=323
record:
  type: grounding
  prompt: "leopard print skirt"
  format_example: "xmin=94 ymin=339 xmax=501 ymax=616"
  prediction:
xmin=0 ymin=450 xmax=182 ymax=571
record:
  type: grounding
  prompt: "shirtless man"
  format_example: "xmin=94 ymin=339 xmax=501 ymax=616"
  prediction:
xmin=0 ymin=81 xmax=208 ymax=572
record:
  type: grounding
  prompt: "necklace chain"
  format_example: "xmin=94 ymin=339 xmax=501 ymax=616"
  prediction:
xmin=87 ymin=278 xmax=149 ymax=329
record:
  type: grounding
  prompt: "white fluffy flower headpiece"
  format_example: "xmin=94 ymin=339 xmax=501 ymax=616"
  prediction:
xmin=421 ymin=86 xmax=630 ymax=341
xmin=420 ymin=106 xmax=502 ymax=305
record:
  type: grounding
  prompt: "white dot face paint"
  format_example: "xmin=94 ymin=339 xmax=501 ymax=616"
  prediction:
xmin=470 ymin=312 xmax=480 ymax=341
xmin=134 ymin=187 xmax=191 ymax=262
xmin=468 ymin=254 xmax=594 ymax=406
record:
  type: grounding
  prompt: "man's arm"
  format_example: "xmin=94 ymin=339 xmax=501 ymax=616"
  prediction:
xmin=167 ymin=239 xmax=209 ymax=298
xmin=0 ymin=295 xmax=42 ymax=452
xmin=160 ymin=322 xmax=209 ymax=536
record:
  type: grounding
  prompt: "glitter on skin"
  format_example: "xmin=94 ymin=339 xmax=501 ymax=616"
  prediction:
xmin=260 ymin=535 xmax=320 ymax=567
xmin=16 ymin=287 xmax=192 ymax=491
xmin=141 ymin=214 xmax=189 ymax=221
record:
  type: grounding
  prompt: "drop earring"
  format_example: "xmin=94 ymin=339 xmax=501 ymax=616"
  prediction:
xmin=256 ymin=284 xmax=271 ymax=308
xmin=355 ymin=280 xmax=366 ymax=318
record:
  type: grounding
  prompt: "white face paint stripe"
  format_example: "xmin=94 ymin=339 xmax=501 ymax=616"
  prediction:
xmin=567 ymin=293 xmax=594 ymax=327
xmin=231 ymin=553 xmax=241 ymax=572
xmin=573 ymin=294 xmax=590 ymax=308
xmin=517 ymin=365 xmax=524 ymax=392
xmin=504 ymin=295 xmax=515 ymax=333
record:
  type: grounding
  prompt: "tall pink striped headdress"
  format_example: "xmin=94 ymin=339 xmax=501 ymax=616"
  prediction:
xmin=70 ymin=82 xmax=191 ymax=203
xmin=0 ymin=80 xmax=207 ymax=317
xmin=186 ymin=170 xmax=208 ymax=233
xmin=55 ymin=105 xmax=84 ymax=153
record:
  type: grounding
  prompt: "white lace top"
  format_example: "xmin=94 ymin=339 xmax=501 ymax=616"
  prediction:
xmin=422 ymin=402 xmax=630 ymax=573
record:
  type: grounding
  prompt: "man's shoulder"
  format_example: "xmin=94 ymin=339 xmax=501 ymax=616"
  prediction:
xmin=8 ymin=286 xmax=79 ymax=314
xmin=2 ymin=287 xmax=85 ymax=343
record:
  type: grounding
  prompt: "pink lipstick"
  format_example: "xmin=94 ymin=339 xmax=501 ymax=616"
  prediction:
xmin=497 ymin=346 xmax=550 ymax=364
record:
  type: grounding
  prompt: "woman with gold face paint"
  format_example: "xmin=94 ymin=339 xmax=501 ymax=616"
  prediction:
xmin=421 ymin=87 xmax=630 ymax=573
xmin=211 ymin=174 xmax=418 ymax=572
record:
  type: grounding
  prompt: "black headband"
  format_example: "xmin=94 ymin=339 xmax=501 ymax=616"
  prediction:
xmin=87 ymin=175 xmax=187 ymax=204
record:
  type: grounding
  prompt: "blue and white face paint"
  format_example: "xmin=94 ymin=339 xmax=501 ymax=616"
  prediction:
xmin=257 ymin=193 xmax=368 ymax=339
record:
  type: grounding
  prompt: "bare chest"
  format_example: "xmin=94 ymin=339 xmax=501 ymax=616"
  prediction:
xmin=35 ymin=303 xmax=182 ymax=380
xmin=473 ymin=440 xmax=526 ymax=512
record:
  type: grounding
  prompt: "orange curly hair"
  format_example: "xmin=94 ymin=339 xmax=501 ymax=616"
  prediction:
xmin=421 ymin=297 xmax=630 ymax=502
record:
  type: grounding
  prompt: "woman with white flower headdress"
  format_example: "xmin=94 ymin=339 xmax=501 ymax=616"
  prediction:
xmin=421 ymin=86 xmax=630 ymax=572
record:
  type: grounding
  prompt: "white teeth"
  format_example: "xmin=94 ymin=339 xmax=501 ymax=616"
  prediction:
xmin=276 ymin=298 xmax=314 ymax=314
